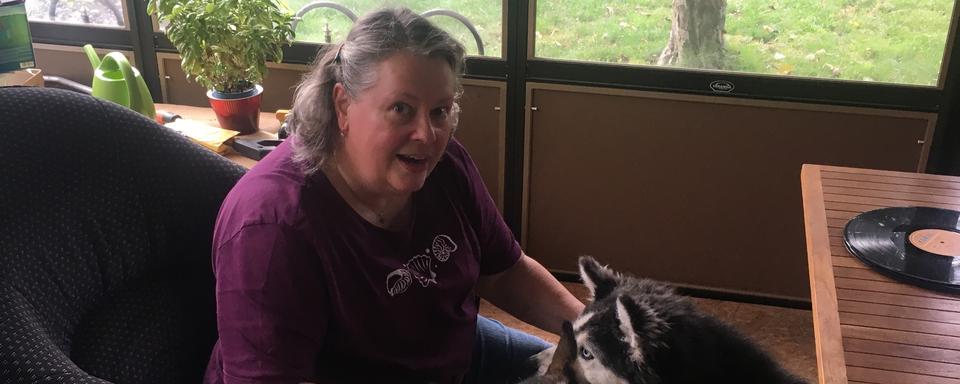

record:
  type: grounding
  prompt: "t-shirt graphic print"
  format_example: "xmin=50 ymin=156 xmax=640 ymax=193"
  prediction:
xmin=387 ymin=234 xmax=459 ymax=296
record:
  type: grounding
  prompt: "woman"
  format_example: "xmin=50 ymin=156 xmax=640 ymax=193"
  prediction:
xmin=205 ymin=7 xmax=584 ymax=384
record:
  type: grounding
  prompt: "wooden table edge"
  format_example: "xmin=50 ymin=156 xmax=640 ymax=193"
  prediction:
xmin=156 ymin=103 xmax=279 ymax=169
xmin=801 ymin=164 xmax=849 ymax=384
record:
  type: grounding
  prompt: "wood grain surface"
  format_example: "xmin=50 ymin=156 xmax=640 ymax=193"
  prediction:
xmin=802 ymin=164 xmax=960 ymax=384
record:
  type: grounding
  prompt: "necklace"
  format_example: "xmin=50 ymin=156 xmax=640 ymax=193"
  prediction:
xmin=324 ymin=160 xmax=404 ymax=228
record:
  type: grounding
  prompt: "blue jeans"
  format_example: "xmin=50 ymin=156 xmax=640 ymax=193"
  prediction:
xmin=463 ymin=316 xmax=552 ymax=384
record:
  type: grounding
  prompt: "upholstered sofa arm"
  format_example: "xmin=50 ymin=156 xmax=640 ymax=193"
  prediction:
xmin=0 ymin=286 xmax=110 ymax=384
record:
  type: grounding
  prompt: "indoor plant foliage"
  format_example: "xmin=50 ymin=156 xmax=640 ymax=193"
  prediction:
xmin=147 ymin=0 xmax=294 ymax=94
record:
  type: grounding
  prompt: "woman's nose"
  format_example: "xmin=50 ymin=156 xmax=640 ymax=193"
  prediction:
xmin=410 ymin=112 xmax=437 ymax=143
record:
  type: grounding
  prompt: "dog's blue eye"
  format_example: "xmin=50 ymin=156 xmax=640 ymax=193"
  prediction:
xmin=579 ymin=346 xmax=594 ymax=360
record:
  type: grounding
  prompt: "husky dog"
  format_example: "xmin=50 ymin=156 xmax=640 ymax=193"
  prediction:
xmin=521 ymin=256 xmax=805 ymax=384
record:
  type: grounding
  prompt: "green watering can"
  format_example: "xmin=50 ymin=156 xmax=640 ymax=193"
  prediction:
xmin=83 ymin=44 xmax=155 ymax=119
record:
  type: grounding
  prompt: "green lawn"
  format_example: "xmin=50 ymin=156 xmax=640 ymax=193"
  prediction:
xmin=284 ymin=0 xmax=953 ymax=86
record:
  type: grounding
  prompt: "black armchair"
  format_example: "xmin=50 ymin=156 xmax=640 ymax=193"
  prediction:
xmin=0 ymin=87 xmax=245 ymax=383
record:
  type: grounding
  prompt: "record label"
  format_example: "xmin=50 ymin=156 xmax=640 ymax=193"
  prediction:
xmin=909 ymin=229 xmax=960 ymax=258
xmin=843 ymin=206 xmax=960 ymax=294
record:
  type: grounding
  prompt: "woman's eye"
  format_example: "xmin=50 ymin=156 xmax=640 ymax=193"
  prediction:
xmin=431 ymin=106 xmax=449 ymax=119
xmin=391 ymin=103 xmax=410 ymax=115
xmin=579 ymin=346 xmax=594 ymax=360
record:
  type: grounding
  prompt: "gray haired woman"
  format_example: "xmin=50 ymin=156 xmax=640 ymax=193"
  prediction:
xmin=204 ymin=7 xmax=584 ymax=384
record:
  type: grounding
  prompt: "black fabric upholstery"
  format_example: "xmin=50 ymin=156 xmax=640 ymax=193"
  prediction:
xmin=0 ymin=87 xmax=246 ymax=383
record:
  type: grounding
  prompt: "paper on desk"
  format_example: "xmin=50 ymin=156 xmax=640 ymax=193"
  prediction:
xmin=164 ymin=119 xmax=239 ymax=154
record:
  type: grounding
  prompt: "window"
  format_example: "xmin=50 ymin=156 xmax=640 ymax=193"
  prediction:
xmin=24 ymin=0 xmax=127 ymax=28
xmin=284 ymin=0 xmax=503 ymax=57
xmin=534 ymin=0 xmax=955 ymax=86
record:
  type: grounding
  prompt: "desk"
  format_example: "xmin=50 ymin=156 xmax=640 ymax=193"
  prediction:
xmin=801 ymin=164 xmax=960 ymax=384
xmin=156 ymin=103 xmax=281 ymax=169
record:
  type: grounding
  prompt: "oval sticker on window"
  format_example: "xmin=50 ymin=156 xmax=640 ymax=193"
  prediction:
xmin=709 ymin=80 xmax=735 ymax=93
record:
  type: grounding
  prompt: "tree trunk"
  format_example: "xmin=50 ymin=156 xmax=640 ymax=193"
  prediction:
xmin=658 ymin=0 xmax=727 ymax=69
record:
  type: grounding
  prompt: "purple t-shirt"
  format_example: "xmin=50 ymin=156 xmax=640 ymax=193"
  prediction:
xmin=204 ymin=138 xmax=520 ymax=384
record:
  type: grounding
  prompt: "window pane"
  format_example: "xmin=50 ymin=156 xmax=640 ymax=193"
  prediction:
xmin=25 ymin=0 xmax=126 ymax=28
xmin=535 ymin=0 xmax=954 ymax=86
xmin=284 ymin=0 xmax=502 ymax=57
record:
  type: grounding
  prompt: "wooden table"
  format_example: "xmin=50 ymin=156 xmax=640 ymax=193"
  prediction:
xmin=156 ymin=103 xmax=281 ymax=168
xmin=801 ymin=164 xmax=960 ymax=384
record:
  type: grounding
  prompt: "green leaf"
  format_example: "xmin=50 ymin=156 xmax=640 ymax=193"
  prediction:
xmin=155 ymin=0 xmax=294 ymax=92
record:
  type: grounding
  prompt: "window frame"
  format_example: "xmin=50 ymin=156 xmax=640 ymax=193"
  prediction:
xmin=24 ymin=0 xmax=131 ymax=30
xmin=524 ymin=0 xmax=960 ymax=111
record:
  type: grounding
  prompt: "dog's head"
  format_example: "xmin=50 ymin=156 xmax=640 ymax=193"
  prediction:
xmin=526 ymin=256 xmax=676 ymax=383
xmin=520 ymin=320 xmax=585 ymax=383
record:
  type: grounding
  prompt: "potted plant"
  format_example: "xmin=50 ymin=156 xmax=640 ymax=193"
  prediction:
xmin=147 ymin=0 xmax=294 ymax=134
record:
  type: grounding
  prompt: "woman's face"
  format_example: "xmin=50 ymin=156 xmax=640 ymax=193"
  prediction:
xmin=334 ymin=51 xmax=458 ymax=197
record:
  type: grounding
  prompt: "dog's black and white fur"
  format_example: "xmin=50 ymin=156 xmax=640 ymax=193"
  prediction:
xmin=521 ymin=256 xmax=806 ymax=384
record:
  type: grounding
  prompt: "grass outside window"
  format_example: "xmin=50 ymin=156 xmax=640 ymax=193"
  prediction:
xmin=534 ymin=0 xmax=955 ymax=86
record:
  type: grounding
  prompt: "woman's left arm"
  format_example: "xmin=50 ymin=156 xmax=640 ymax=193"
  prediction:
xmin=478 ymin=252 xmax=585 ymax=335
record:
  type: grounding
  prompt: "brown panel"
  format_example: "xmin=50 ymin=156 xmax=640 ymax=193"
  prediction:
xmin=844 ymin=338 xmax=960 ymax=364
xmin=836 ymin=289 xmax=960 ymax=311
xmin=835 ymin=277 xmax=960 ymax=300
xmin=158 ymin=55 xmax=303 ymax=112
xmin=455 ymin=83 xmax=505 ymax=210
xmin=840 ymin=312 xmax=960 ymax=337
xmin=828 ymin=201 xmax=894 ymax=212
xmin=824 ymin=185 xmax=960 ymax=204
xmin=833 ymin=266 xmax=892 ymax=282
xmin=846 ymin=366 xmax=960 ymax=384
xmin=838 ymin=300 xmax=960 ymax=324
xmin=822 ymin=178 xmax=960 ymax=197
xmin=159 ymin=56 xmax=213 ymax=107
xmin=842 ymin=324 xmax=960 ymax=350
xmin=824 ymin=193 xmax=960 ymax=211
xmin=826 ymin=210 xmax=862 ymax=220
xmin=830 ymin=242 xmax=855 ymax=254
xmin=259 ymin=68 xmax=302 ymax=112
xmin=845 ymin=351 xmax=960 ymax=378
xmin=826 ymin=217 xmax=848 ymax=227
xmin=821 ymin=168 xmax=960 ymax=183
xmin=836 ymin=277 xmax=960 ymax=301
xmin=833 ymin=256 xmax=869 ymax=269
xmin=526 ymin=87 xmax=931 ymax=299
xmin=33 ymin=45 xmax=135 ymax=86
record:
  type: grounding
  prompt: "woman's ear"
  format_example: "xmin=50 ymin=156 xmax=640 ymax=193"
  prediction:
xmin=333 ymin=83 xmax=350 ymax=133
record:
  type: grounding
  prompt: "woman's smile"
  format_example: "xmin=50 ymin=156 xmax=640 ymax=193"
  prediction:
xmin=396 ymin=153 xmax=431 ymax=175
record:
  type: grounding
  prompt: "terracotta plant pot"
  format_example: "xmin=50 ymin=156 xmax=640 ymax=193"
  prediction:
xmin=207 ymin=84 xmax=263 ymax=135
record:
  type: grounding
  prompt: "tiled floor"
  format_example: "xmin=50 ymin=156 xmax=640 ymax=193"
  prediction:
xmin=479 ymin=282 xmax=817 ymax=383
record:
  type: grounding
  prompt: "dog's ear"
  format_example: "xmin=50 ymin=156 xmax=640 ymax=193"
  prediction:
xmin=616 ymin=295 xmax=666 ymax=364
xmin=579 ymin=256 xmax=619 ymax=301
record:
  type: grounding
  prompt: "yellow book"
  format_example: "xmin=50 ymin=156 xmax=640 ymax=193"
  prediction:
xmin=164 ymin=119 xmax=239 ymax=154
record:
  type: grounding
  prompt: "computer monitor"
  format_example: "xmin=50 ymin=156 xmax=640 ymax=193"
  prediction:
xmin=0 ymin=0 xmax=35 ymax=73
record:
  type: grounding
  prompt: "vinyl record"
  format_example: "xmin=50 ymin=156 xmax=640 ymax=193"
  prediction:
xmin=843 ymin=207 xmax=960 ymax=294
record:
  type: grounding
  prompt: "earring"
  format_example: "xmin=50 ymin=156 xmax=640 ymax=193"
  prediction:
xmin=339 ymin=130 xmax=347 ymax=137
